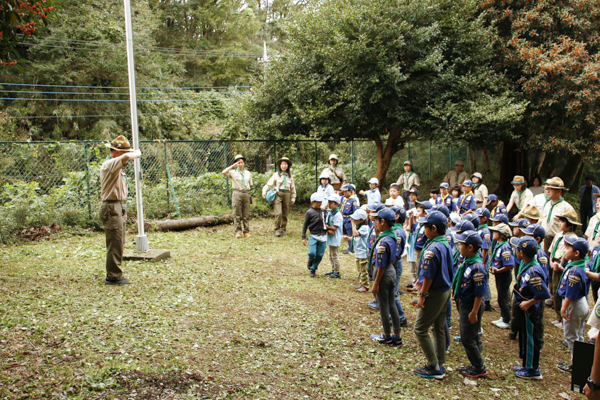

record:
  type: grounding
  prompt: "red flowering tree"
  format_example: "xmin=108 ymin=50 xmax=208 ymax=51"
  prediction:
xmin=0 ymin=0 xmax=56 ymax=69
xmin=480 ymin=0 xmax=600 ymax=189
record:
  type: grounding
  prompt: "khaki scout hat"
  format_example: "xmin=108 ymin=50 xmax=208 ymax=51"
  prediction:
xmin=234 ymin=154 xmax=246 ymax=162
xmin=276 ymin=156 xmax=292 ymax=169
xmin=594 ymin=193 xmax=600 ymax=199
xmin=104 ymin=135 xmax=134 ymax=152
xmin=489 ymin=223 xmax=512 ymax=238
xmin=511 ymin=175 xmax=526 ymax=185
xmin=455 ymin=160 xmax=465 ymax=166
xmin=521 ymin=205 xmax=542 ymax=220
xmin=545 ymin=177 xmax=566 ymax=190
xmin=555 ymin=208 xmax=582 ymax=226
xmin=404 ymin=160 xmax=413 ymax=166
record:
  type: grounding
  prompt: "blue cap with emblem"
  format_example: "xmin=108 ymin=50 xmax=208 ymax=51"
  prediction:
xmin=341 ymin=184 xmax=350 ymax=191
xmin=439 ymin=182 xmax=450 ymax=189
xmin=348 ymin=184 xmax=356 ymax=191
xmin=378 ymin=208 xmax=397 ymax=226
xmin=486 ymin=194 xmax=498 ymax=206
xmin=522 ymin=223 xmax=546 ymax=239
xmin=450 ymin=219 xmax=475 ymax=232
xmin=392 ymin=206 xmax=407 ymax=223
xmin=310 ymin=192 xmax=324 ymax=203
xmin=475 ymin=207 xmax=491 ymax=219
xmin=517 ymin=236 xmax=539 ymax=258
xmin=454 ymin=230 xmax=482 ymax=250
xmin=509 ymin=218 xmax=530 ymax=229
xmin=350 ymin=209 xmax=368 ymax=221
xmin=367 ymin=202 xmax=384 ymax=212
xmin=417 ymin=210 xmax=447 ymax=226
xmin=431 ymin=204 xmax=450 ymax=218
xmin=509 ymin=236 xmax=520 ymax=250
xmin=564 ymin=236 xmax=589 ymax=256
xmin=463 ymin=213 xmax=480 ymax=229
xmin=489 ymin=213 xmax=509 ymax=224
xmin=416 ymin=200 xmax=433 ymax=210
xmin=462 ymin=179 xmax=473 ymax=187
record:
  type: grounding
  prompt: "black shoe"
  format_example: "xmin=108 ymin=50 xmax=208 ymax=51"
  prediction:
xmin=105 ymin=277 xmax=130 ymax=285
xmin=406 ymin=283 xmax=414 ymax=289
xmin=324 ymin=271 xmax=334 ymax=276
xmin=329 ymin=273 xmax=341 ymax=279
xmin=484 ymin=301 xmax=492 ymax=312
xmin=307 ymin=261 xmax=312 ymax=270
xmin=400 ymin=319 xmax=408 ymax=328
xmin=342 ymin=249 xmax=350 ymax=255
xmin=310 ymin=270 xmax=316 ymax=277
xmin=557 ymin=361 xmax=572 ymax=374
xmin=509 ymin=331 xmax=517 ymax=340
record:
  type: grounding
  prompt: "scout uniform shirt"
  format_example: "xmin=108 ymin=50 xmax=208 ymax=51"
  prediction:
xmin=418 ymin=239 xmax=453 ymax=291
xmin=365 ymin=188 xmax=381 ymax=206
xmin=371 ymin=235 xmax=399 ymax=280
xmin=354 ymin=224 xmax=370 ymax=259
xmin=491 ymin=241 xmax=515 ymax=273
xmin=490 ymin=200 xmax=507 ymax=218
xmin=397 ymin=171 xmax=420 ymax=192
xmin=536 ymin=248 xmax=551 ymax=285
xmin=584 ymin=213 xmax=600 ymax=250
xmin=510 ymin=188 xmax=534 ymax=213
xmin=367 ymin=226 xmax=378 ymax=252
xmin=514 ymin=260 xmax=551 ymax=316
xmin=444 ymin=170 xmax=470 ymax=188
xmin=321 ymin=166 xmax=346 ymax=188
xmin=541 ymin=198 xmax=575 ymax=238
xmin=458 ymin=192 xmax=476 ymax=214
xmin=341 ymin=195 xmax=359 ymax=235
xmin=263 ymin=171 xmax=297 ymax=202
xmin=436 ymin=193 xmax=457 ymax=212
xmin=549 ymin=231 xmax=578 ymax=262
xmin=473 ymin=183 xmax=489 ymax=207
xmin=414 ymin=223 xmax=427 ymax=252
xmin=327 ymin=208 xmax=343 ymax=247
xmin=317 ymin=183 xmax=335 ymax=203
xmin=456 ymin=258 xmax=488 ymax=302
xmin=557 ymin=260 xmax=590 ymax=301
xmin=228 ymin=168 xmax=252 ymax=191
xmin=100 ymin=155 xmax=128 ymax=201
xmin=393 ymin=224 xmax=407 ymax=264
xmin=477 ymin=225 xmax=492 ymax=265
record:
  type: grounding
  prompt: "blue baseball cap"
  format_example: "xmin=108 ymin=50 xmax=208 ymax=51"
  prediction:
xmin=475 ymin=207 xmax=490 ymax=219
xmin=522 ymin=224 xmax=546 ymax=239
xmin=350 ymin=209 xmax=368 ymax=221
xmin=509 ymin=218 xmax=530 ymax=229
xmin=392 ymin=206 xmax=407 ymax=224
xmin=490 ymin=213 xmax=509 ymax=224
xmin=564 ymin=236 xmax=589 ymax=256
xmin=509 ymin=236 xmax=520 ymax=250
xmin=439 ymin=182 xmax=450 ymax=189
xmin=416 ymin=200 xmax=433 ymax=210
xmin=462 ymin=179 xmax=473 ymax=187
xmin=310 ymin=193 xmax=324 ymax=203
xmin=454 ymin=230 xmax=482 ymax=249
xmin=347 ymin=184 xmax=356 ymax=191
xmin=450 ymin=220 xmax=475 ymax=232
xmin=464 ymin=213 xmax=480 ymax=229
xmin=431 ymin=204 xmax=450 ymax=218
xmin=378 ymin=208 xmax=397 ymax=226
xmin=340 ymin=184 xmax=349 ymax=191
xmin=517 ymin=236 xmax=539 ymax=257
xmin=366 ymin=202 xmax=384 ymax=212
xmin=417 ymin=211 xmax=448 ymax=226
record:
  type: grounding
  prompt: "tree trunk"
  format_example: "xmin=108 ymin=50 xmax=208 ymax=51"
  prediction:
xmin=374 ymin=127 xmax=409 ymax=186
xmin=559 ymin=154 xmax=584 ymax=190
xmin=540 ymin=151 xmax=557 ymax=178
xmin=496 ymin=140 xmax=528 ymax=198
xmin=530 ymin=151 xmax=546 ymax=181
xmin=153 ymin=214 xmax=234 ymax=231
xmin=481 ymin=149 xmax=491 ymax=173
xmin=467 ymin=144 xmax=477 ymax=173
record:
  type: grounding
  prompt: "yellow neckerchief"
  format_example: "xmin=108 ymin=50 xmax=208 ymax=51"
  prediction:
xmin=459 ymin=190 xmax=473 ymax=209
xmin=341 ymin=194 xmax=355 ymax=211
xmin=440 ymin=193 xmax=449 ymax=202
xmin=403 ymin=171 xmax=414 ymax=190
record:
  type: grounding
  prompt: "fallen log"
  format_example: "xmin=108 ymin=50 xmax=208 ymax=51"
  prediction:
xmin=153 ymin=214 xmax=233 ymax=231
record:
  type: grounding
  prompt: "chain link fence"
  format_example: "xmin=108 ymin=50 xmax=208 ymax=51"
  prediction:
xmin=0 ymin=139 xmax=494 ymax=240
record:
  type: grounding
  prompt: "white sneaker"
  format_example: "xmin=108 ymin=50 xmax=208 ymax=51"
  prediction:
xmin=478 ymin=328 xmax=484 ymax=336
xmin=551 ymin=320 xmax=561 ymax=326
xmin=495 ymin=321 xmax=510 ymax=329
xmin=555 ymin=322 xmax=563 ymax=329
xmin=491 ymin=318 xmax=503 ymax=326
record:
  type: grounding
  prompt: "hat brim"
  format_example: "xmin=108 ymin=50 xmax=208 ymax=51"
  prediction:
xmin=545 ymin=184 xmax=567 ymax=190
xmin=234 ymin=156 xmax=246 ymax=162
xmin=594 ymin=193 xmax=600 ymax=199
xmin=104 ymin=143 xmax=134 ymax=152
xmin=521 ymin=213 xmax=541 ymax=220
xmin=276 ymin=158 xmax=292 ymax=168
xmin=511 ymin=180 xmax=526 ymax=185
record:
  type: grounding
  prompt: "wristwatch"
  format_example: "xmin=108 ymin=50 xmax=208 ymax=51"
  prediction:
xmin=419 ymin=292 xmax=429 ymax=298
xmin=587 ymin=377 xmax=600 ymax=390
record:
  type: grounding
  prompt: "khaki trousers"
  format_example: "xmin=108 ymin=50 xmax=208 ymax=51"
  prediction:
xmin=232 ymin=190 xmax=251 ymax=234
xmin=328 ymin=246 xmax=341 ymax=273
xmin=274 ymin=191 xmax=291 ymax=232
xmin=356 ymin=258 xmax=369 ymax=286
xmin=99 ymin=202 xmax=126 ymax=280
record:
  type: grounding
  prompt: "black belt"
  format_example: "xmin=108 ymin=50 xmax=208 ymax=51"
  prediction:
xmin=280 ymin=189 xmax=290 ymax=193
xmin=103 ymin=200 xmax=125 ymax=204
xmin=343 ymin=214 xmax=352 ymax=217
xmin=235 ymin=190 xmax=249 ymax=193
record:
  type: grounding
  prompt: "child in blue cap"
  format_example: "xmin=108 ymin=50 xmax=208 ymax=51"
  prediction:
xmin=453 ymin=230 xmax=488 ymax=378
xmin=325 ymin=194 xmax=343 ymax=279
xmin=302 ymin=193 xmax=328 ymax=277
xmin=341 ymin=184 xmax=360 ymax=254
xmin=437 ymin=182 xmax=457 ymax=212
xmin=369 ymin=208 xmax=402 ymax=346
xmin=392 ymin=205 xmax=409 ymax=327
xmin=487 ymin=194 xmax=507 ymax=218
xmin=458 ymin=180 xmax=477 ymax=216
xmin=556 ymin=236 xmax=591 ymax=374
xmin=489 ymin=223 xmax=515 ymax=330
xmin=513 ymin=236 xmax=551 ymax=380
xmin=413 ymin=211 xmax=453 ymax=380
xmin=350 ymin=208 xmax=370 ymax=292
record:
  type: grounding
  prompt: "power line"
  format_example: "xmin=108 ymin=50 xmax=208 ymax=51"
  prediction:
xmin=1 ymin=110 xmax=223 ymax=119
xmin=0 ymin=82 xmax=252 ymax=90
xmin=0 ymin=97 xmax=232 ymax=102
xmin=0 ymin=89 xmax=247 ymax=96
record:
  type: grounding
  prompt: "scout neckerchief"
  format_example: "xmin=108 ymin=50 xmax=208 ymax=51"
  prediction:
xmin=341 ymin=194 xmax=354 ymax=213
xmin=451 ymin=253 xmax=482 ymax=297
xmin=236 ymin=167 xmax=247 ymax=189
xmin=280 ymin=170 xmax=288 ymax=190
xmin=491 ymin=200 xmax=503 ymax=217
xmin=329 ymin=165 xmax=341 ymax=183
xmin=550 ymin=231 xmax=572 ymax=260
xmin=592 ymin=217 xmax=600 ymax=241
xmin=403 ymin=171 xmax=414 ymax=190
xmin=546 ymin=198 xmax=565 ymax=224
xmin=592 ymin=251 xmax=600 ymax=273
xmin=459 ymin=192 xmax=472 ymax=210
xmin=517 ymin=258 xmax=540 ymax=278
xmin=491 ymin=239 xmax=508 ymax=264
xmin=440 ymin=193 xmax=449 ymax=204
xmin=367 ymin=228 xmax=398 ymax=272
xmin=556 ymin=259 xmax=586 ymax=294
xmin=478 ymin=223 xmax=488 ymax=231
xmin=515 ymin=188 xmax=527 ymax=209
xmin=417 ymin=234 xmax=450 ymax=269
xmin=473 ymin=182 xmax=482 ymax=189
xmin=408 ymin=223 xmax=422 ymax=257
xmin=327 ymin=207 xmax=340 ymax=225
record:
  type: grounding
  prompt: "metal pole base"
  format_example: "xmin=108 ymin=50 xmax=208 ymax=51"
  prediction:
xmin=135 ymin=234 xmax=150 ymax=252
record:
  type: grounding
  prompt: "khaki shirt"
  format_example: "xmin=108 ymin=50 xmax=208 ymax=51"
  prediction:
xmin=585 ymin=214 xmax=600 ymax=249
xmin=396 ymin=171 xmax=420 ymax=191
xmin=511 ymin=188 xmax=534 ymax=213
xmin=321 ymin=167 xmax=346 ymax=187
xmin=540 ymin=198 xmax=575 ymax=238
xmin=262 ymin=172 xmax=297 ymax=203
xmin=443 ymin=170 xmax=469 ymax=188
xmin=548 ymin=231 xmax=578 ymax=261
xmin=474 ymin=184 xmax=489 ymax=207
xmin=100 ymin=156 xmax=127 ymax=201
xmin=227 ymin=168 xmax=252 ymax=191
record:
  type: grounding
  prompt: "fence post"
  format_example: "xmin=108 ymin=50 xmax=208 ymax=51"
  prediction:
xmin=165 ymin=154 xmax=181 ymax=218
xmin=428 ymin=140 xmax=432 ymax=178
xmin=84 ymin=144 xmax=92 ymax=219
xmin=350 ymin=140 xmax=354 ymax=184
xmin=164 ymin=142 xmax=170 ymax=211
xmin=224 ymin=142 xmax=230 ymax=207
xmin=449 ymin=147 xmax=453 ymax=170
xmin=314 ymin=140 xmax=318 ymax=191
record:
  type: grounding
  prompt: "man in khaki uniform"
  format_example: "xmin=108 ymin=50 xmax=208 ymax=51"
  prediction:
xmin=321 ymin=154 xmax=347 ymax=192
xmin=222 ymin=154 xmax=253 ymax=239
xmin=397 ymin=160 xmax=420 ymax=205
xmin=584 ymin=194 xmax=600 ymax=249
xmin=99 ymin=135 xmax=141 ymax=285
xmin=443 ymin=160 xmax=469 ymax=188
xmin=540 ymin=177 xmax=575 ymax=307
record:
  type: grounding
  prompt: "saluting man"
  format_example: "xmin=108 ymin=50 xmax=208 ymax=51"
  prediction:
xmin=222 ymin=154 xmax=253 ymax=239
xmin=100 ymin=135 xmax=141 ymax=285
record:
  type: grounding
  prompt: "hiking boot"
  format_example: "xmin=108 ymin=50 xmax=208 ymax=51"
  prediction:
xmin=275 ymin=231 xmax=281 ymax=237
xmin=329 ymin=273 xmax=341 ymax=279
xmin=307 ymin=260 xmax=312 ymax=270
xmin=484 ymin=301 xmax=493 ymax=312
xmin=414 ymin=365 xmax=445 ymax=380
xmin=389 ymin=334 xmax=402 ymax=346
xmin=105 ymin=277 xmax=130 ymax=285
xmin=356 ymin=285 xmax=369 ymax=293
xmin=557 ymin=361 xmax=572 ymax=374
xmin=235 ymin=233 xmax=242 ymax=239
xmin=400 ymin=319 xmax=408 ymax=328
xmin=515 ymin=369 xmax=543 ymax=380
xmin=324 ymin=271 xmax=334 ymax=276
xmin=460 ymin=365 xmax=488 ymax=378
xmin=310 ymin=270 xmax=316 ymax=277
xmin=244 ymin=232 xmax=251 ymax=238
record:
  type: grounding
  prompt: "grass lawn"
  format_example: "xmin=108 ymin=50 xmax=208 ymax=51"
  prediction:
xmin=0 ymin=212 xmax=583 ymax=399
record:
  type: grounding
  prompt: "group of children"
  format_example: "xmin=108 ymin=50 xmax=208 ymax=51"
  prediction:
xmin=301 ymin=172 xmax=600 ymax=382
